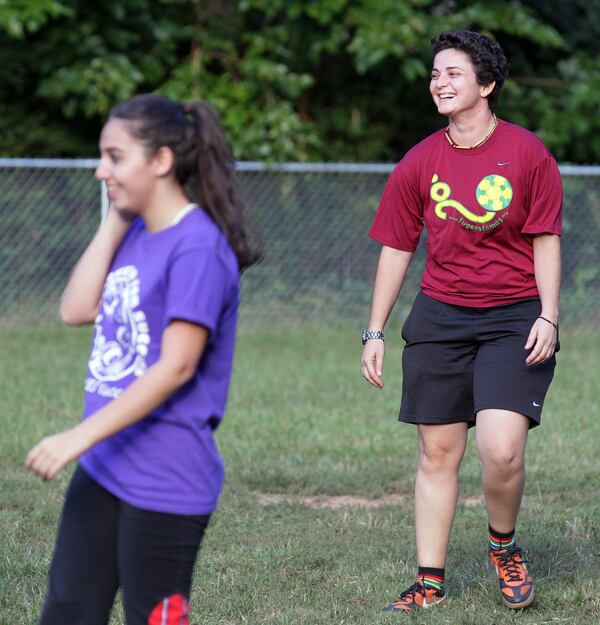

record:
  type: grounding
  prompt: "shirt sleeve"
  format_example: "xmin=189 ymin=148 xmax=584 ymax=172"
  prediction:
xmin=368 ymin=158 xmax=425 ymax=251
xmin=164 ymin=248 xmax=231 ymax=333
xmin=521 ymin=155 xmax=563 ymax=235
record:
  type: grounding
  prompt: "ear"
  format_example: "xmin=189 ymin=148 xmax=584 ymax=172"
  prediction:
xmin=481 ymin=81 xmax=496 ymax=98
xmin=152 ymin=146 xmax=175 ymax=177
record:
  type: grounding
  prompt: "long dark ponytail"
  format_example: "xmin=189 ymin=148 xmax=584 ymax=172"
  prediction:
xmin=109 ymin=94 xmax=262 ymax=271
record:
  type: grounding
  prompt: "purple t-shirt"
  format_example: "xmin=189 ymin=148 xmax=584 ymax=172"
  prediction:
xmin=79 ymin=209 xmax=239 ymax=515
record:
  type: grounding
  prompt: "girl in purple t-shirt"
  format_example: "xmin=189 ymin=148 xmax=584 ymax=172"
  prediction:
xmin=26 ymin=94 xmax=261 ymax=625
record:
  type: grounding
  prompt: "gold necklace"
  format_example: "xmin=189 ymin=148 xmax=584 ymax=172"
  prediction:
xmin=445 ymin=115 xmax=498 ymax=150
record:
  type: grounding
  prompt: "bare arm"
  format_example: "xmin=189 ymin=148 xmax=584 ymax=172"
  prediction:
xmin=525 ymin=234 xmax=561 ymax=366
xmin=60 ymin=209 xmax=133 ymax=325
xmin=361 ymin=246 xmax=414 ymax=388
xmin=25 ymin=320 xmax=209 ymax=480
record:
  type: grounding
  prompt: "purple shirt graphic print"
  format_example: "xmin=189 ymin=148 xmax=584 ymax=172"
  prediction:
xmin=85 ymin=265 xmax=149 ymax=398
xmin=80 ymin=210 xmax=240 ymax=515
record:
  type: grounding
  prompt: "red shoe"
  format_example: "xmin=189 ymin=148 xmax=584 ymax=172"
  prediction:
xmin=489 ymin=544 xmax=534 ymax=609
xmin=383 ymin=577 xmax=447 ymax=612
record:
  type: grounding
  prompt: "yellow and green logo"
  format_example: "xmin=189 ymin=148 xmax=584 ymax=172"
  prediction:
xmin=431 ymin=173 xmax=512 ymax=224
xmin=476 ymin=175 xmax=513 ymax=212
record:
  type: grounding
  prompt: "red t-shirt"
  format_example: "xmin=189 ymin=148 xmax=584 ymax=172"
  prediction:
xmin=369 ymin=119 xmax=563 ymax=307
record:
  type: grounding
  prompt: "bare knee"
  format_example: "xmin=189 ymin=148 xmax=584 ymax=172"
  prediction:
xmin=480 ymin=446 xmax=524 ymax=481
xmin=419 ymin=440 xmax=463 ymax=475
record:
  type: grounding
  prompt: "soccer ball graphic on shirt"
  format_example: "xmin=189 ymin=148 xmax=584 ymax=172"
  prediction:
xmin=476 ymin=174 xmax=513 ymax=213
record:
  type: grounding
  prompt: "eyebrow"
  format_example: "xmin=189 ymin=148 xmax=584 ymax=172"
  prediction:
xmin=432 ymin=65 xmax=464 ymax=72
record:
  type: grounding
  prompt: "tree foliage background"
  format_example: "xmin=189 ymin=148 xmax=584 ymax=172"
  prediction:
xmin=1 ymin=0 xmax=598 ymax=163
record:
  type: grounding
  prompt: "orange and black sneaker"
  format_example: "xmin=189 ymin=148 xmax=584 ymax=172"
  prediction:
xmin=489 ymin=544 xmax=534 ymax=609
xmin=383 ymin=577 xmax=447 ymax=612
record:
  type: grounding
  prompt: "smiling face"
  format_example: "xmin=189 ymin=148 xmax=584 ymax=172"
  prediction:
xmin=430 ymin=48 xmax=494 ymax=119
xmin=95 ymin=118 xmax=160 ymax=215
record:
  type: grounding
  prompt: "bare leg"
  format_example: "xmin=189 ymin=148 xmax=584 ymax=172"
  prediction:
xmin=415 ymin=422 xmax=468 ymax=567
xmin=475 ymin=409 xmax=529 ymax=533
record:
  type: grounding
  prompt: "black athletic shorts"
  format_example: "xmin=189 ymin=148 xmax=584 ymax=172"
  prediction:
xmin=399 ymin=291 xmax=559 ymax=428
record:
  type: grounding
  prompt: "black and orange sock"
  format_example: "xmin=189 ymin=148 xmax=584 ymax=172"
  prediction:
xmin=488 ymin=524 xmax=515 ymax=551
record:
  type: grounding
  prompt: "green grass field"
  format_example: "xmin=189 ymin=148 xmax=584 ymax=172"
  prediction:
xmin=1 ymin=322 xmax=599 ymax=624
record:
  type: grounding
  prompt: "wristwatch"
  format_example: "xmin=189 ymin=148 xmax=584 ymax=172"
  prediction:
xmin=362 ymin=329 xmax=385 ymax=345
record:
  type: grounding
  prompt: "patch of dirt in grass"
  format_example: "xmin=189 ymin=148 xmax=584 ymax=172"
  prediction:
xmin=462 ymin=495 xmax=484 ymax=507
xmin=255 ymin=492 xmax=484 ymax=509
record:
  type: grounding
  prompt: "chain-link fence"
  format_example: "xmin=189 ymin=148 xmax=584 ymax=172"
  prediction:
xmin=1 ymin=159 xmax=599 ymax=330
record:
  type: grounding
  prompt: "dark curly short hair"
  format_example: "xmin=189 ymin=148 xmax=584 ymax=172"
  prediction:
xmin=431 ymin=30 xmax=508 ymax=112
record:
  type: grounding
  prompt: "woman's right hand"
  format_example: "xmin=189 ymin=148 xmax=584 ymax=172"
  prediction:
xmin=361 ymin=339 xmax=385 ymax=389
xmin=25 ymin=427 xmax=91 ymax=481
xmin=59 ymin=205 xmax=135 ymax=325
xmin=360 ymin=247 xmax=413 ymax=389
xmin=107 ymin=203 xmax=137 ymax=226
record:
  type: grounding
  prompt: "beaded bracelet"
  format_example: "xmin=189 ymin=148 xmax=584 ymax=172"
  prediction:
xmin=538 ymin=315 xmax=559 ymax=331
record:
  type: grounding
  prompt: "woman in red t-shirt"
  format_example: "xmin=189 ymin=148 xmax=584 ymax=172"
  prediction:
xmin=361 ymin=30 xmax=561 ymax=613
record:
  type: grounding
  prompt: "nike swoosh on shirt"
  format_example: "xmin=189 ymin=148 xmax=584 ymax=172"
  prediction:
xmin=498 ymin=161 xmax=510 ymax=166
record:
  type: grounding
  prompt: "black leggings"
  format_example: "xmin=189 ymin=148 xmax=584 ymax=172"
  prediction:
xmin=39 ymin=466 xmax=210 ymax=625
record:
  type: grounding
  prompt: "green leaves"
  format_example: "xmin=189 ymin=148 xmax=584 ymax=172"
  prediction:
xmin=38 ymin=54 xmax=144 ymax=117
xmin=0 ymin=0 xmax=70 ymax=38
xmin=348 ymin=0 xmax=429 ymax=75
xmin=536 ymin=54 xmax=600 ymax=163
xmin=0 ymin=0 xmax=598 ymax=162
xmin=453 ymin=1 xmax=564 ymax=47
